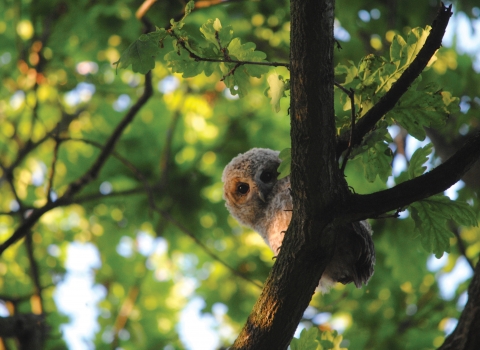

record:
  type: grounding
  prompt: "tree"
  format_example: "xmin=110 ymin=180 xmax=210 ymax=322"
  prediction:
xmin=0 ymin=0 xmax=479 ymax=349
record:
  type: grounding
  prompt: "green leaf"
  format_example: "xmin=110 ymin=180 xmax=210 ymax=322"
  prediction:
xmin=165 ymin=49 xmax=204 ymax=78
xmin=171 ymin=0 xmax=195 ymax=30
xmin=334 ymin=26 xmax=448 ymax=124
xmin=227 ymin=38 xmax=268 ymax=64
xmin=351 ymin=124 xmax=393 ymax=182
xmin=184 ymin=0 xmax=195 ymax=17
xmin=408 ymin=143 xmax=433 ymax=179
xmin=200 ymin=18 xmax=233 ymax=49
xmin=334 ymin=62 xmax=358 ymax=85
xmin=267 ymin=73 xmax=287 ymax=112
xmin=387 ymin=82 xmax=457 ymax=140
xmin=391 ymin=26 xmax=435 ymax=71
xmin=114 ymin=29 xmax=166 ymax=74
xmin=410 ymin=202 xmax=452 ymax=258
xmin=200 ymin=19 xmax=220 ymax=48
xmin=290 ymin=328 xmax=321 ymax=350
xmin=425 ymin=195 xmax=477 ymax=227
xmin=223 ymin=67 xmax=249 ymax=97
xmin=319 ymin=340 xmax=335 ymax=349
xmin=410 ymin=195 xmax=478 ymax=258
xmin=277 ymin=148 xmax=291 ymax=179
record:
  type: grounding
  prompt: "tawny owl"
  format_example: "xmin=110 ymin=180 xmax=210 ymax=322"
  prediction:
xmin=222 ymin=148 xmax=375 ymax=292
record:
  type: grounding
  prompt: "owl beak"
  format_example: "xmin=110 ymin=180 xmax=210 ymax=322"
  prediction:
xmin=258 ymin=190 xmax=267 ymax=203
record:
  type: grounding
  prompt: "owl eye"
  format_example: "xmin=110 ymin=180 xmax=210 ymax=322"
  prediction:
xmin=237 ymin=183 xmax=250 ymax=194
xmin=260 ymin=171 xmax=274 ymax=183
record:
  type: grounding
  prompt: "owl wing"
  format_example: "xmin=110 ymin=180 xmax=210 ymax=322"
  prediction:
xmin=324 ymin=221 xmax=375 ymax=288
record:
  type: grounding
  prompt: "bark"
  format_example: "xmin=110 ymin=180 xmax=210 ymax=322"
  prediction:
xmin=0 ymin=314 xmax=47 ymax=350
xmin=231 ymin=2 xmax=480 ymax=349
xmin=231 ymin=0 xmax=345 ymax=348
xmin=438 ymin=261 xmax=480 ymax=350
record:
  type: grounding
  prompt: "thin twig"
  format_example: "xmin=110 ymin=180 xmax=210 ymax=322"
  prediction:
xmin=59 ymin=137 xmax=156 ymax=209
xmin=340 ymin=87 xmax=356 ymax=172
xmin=63 ymin=72 xmax=153 ymax=198
xmin=335 ymin=4 xmax=453 ymax=158
xmin=220 ymin=62 xmax=241 ymax=81
xmin=158 ymin=103 xmax=183 ymax=189
xmin=112 ymin=283 xmax=141 ymax=349
xmin=70 ymin=188 xmax=263 ymax=289
xmin=152 ymin=205 xmax=263 ymax=289
xmin=25 ymin=233 xmax=44 ymax=313
xmin=215 ymin=31 xmax=230 ymax=61
xmin=452 ymin=227 xmax=475 ymax=271
xmin=171 ymin=30 xmax=289 ymax=68
xmin=46 ymin=137 xmax=61 ymax=203
xmin=0 ymin=73 xmax=154 ymax=255
xmin=0 ymin=163 xmax=24 ymax=213
xmin=43 ymin=136 xmax=262 ymax=290
xmin=334 ymin=81 xmax=350 ymax=95
xmin=135 ymin=0 xmax=157 ymax=19
xmin=71 ymin=188 xmax=147 ymax=204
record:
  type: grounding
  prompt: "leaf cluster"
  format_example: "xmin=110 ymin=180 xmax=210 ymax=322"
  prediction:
xmin=291 ymin=328 xmax=347 ymax=350
xmin=115 ymin=1 xmax=269 ymax=97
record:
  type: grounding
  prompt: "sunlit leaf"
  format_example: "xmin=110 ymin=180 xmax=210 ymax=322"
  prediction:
xmin=114 ymin=30 xmax=166 ymax=74
xmin=410 ymin=195 xmax=478 ymax=258
xmin=408 ymin=143 xmax=433 ymax=179
xmin=267 ymin=73 xmax=287 ymax=112
xmin=290 ymin=328 xmax=321 ymax=350
xmin=278 ymin=148 xmax=291 ymax=179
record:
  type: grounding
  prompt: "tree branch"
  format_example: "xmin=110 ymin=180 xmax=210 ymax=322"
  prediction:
xmin=152 ymin=205 xmax=263 ymax=290
xmin=0 ymin=314 xmax=48 ymax=350
xmin=59 ymin=137 xmax=156 ymax=209
xmin=0 ymin=72 xmax=153 ymax=256
xmin=336 ymin=3 xmax=453 ymax=158
xmin=171 ymin=30 xmax=289 ymax=69
xmin=438 ymin=261 xmax=480 ymax=350
xmin=232 ymin=0 xmax=344 ymax=348
xmin=25 ymin=233 xmax=44 ymax=314
xmin=452 ymin=226 xmax=475 ymax=271
xmin=348 ymin=130 xmax=480 ymax=220
xmin=63 ymin=72 xmax=153 ymax=198
xmin=46 ymin=137 xmax=61 ymax=203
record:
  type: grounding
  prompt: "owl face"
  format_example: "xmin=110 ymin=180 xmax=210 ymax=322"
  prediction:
xmin=222 ymin=148 xmax=281 ymax=228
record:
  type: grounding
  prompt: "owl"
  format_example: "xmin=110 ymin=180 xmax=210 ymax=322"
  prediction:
xmin=222 ymin=148 xmax=375 ymax=292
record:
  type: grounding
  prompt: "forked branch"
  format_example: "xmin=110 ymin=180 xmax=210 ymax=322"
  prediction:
xmin=0 ymin=73 xmax=153 ymax=255
xmin=348 ymin=130 xmax=480 ymax=220
xmin=336 ymin=3 xmax=453 ymax=158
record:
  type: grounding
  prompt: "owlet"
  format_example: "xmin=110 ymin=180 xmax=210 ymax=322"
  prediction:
xmin=222 ymin=148 xmax=375 ymax=292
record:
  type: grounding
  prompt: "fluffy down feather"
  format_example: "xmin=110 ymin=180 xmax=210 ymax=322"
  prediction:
xmin=222 ymin=148 xmax=375 ymax=292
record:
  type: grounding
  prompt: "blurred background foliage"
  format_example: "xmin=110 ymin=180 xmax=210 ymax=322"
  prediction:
xmin=0 ymin=0 xmax=479 ymax=349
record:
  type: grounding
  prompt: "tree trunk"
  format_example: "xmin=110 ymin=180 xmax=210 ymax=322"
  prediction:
xmin=0 ymin=314 xmax=47 ymax=350
xmin=231 ymin=2 xmax=480 ymax=349
xmin=438 ymin=261 xmax=480 ymax=350
xmin=231 ymin=0 xmax=345 ymax=348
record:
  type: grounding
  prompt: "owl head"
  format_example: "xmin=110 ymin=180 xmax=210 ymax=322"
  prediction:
xmin=222 ymin=148 xmax=282 ymax=228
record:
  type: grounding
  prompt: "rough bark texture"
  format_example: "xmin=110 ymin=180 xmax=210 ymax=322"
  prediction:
xmin=0 ymin=314 xmax=47 ymax=350
xmin=231 ymin=2 xmax=479 ymax=349
xmin=231 ymin=0 xmax=345 ymax=349
xmin=439 ymin=261 xmax=480 ymax=350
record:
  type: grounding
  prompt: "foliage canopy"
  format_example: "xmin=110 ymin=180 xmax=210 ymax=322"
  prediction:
xmin=0 ymin=0 xmax=480 ymax=349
